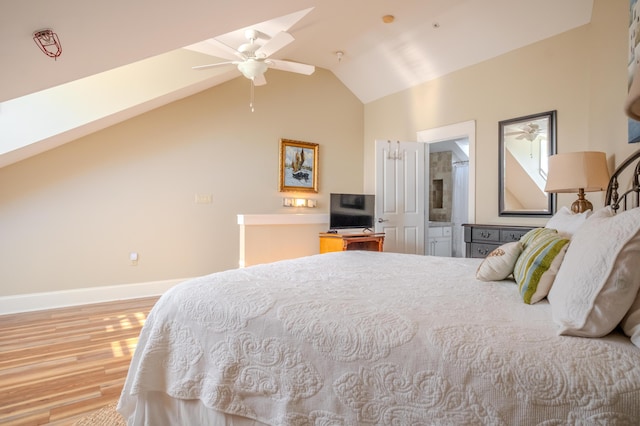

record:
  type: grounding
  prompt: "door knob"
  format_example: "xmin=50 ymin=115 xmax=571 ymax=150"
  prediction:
xmin=377 ymin=218 xmax=389 ymax=223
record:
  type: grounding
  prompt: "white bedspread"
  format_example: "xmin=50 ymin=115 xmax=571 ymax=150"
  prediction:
xmin=119 ymin=251 xmax=640 ymax=425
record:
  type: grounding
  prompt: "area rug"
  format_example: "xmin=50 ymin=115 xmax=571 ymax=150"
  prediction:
xmin=73 ymin=402 xmax=125 ymax=426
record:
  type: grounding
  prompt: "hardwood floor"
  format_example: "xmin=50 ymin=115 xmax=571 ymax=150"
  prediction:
xmin=0 ymin=296 xmax=159 ymax=425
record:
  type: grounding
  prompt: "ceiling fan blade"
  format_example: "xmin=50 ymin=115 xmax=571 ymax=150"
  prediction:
xmin=185 ymin=39 xmax=244 ymax=61
xmin=253 ymin=73 xmax=267 ymax=86
xmin=267 ymin=59 xmax=315 ymax=75
xmin=255 ymin=31 xmax=294 ymax=58
xmin=192 ymin=61 xmax=237 ymax=70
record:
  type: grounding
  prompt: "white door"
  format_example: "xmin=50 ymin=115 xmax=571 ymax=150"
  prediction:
xmin=375 ymin=140 xmax=426 ymax=254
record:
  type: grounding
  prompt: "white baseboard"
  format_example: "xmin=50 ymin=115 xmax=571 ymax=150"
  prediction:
xmin=0 ymin=278 xmax=191 ymax=315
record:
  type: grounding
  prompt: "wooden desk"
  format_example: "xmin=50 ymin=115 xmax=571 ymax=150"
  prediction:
xmin=319 ymin=233 xmax=385 ymax=253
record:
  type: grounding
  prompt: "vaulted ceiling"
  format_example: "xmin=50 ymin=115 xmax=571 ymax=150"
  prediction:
xmin=0 ymin=0 xmax=593 ymax=168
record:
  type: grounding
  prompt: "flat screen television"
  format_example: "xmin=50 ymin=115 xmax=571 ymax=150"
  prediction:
xmin=329 ymin=193 xmax=375 ymax=231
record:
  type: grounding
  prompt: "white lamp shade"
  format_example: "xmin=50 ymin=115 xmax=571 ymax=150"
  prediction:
xmin=544 ymin=151 xmax=609 ymax=193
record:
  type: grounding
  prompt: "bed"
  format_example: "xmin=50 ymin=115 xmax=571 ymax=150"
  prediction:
xmin=118 ymin=149 xmax=640 ymax=425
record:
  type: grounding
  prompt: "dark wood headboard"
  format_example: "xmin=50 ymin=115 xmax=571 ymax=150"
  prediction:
xmin=605 ymin=149 xmax=640 ymax=212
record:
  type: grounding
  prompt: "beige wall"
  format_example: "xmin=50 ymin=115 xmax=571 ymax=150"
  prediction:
xmin=588 ymin=0 xmax=633 ymax=165
xmin=363 ymin=0 xmax=632 ymax=226
xmin=0 ymin=68 xmax=364 ymax=297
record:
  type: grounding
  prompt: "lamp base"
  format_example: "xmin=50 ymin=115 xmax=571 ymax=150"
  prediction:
xmin=571 ymin=188 xmax=593 ymax=213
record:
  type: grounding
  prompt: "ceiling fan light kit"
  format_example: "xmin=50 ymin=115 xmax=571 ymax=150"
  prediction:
xmin=237 ymin=59 xmax=268 ymax=80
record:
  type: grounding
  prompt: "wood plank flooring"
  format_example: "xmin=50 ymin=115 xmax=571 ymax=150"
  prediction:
xmin=0 ymin=296 xmax=159 ymax=425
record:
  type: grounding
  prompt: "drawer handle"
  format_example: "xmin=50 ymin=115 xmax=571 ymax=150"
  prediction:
xmin=508 ymin=233 xmax=519 ymax=240
xmin=477 ymin=248 xmax=490 ymax=256
xmin=480 ymin=231 xmax=492 ymax=238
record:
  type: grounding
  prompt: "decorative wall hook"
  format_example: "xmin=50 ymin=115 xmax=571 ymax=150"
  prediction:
xmin=386 ymin=140 xmax=402 ymax=160
xmin=33 ymin=29 xmax=62 ymax=60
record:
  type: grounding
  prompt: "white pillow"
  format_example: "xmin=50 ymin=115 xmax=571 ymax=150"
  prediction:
xmin=545 ymin=206 xmax=591 ymax=238
xmin=621 ymin=292 xmax=640 ymax=348
xmin=548 ymin=206 xmax=640 ymax=337
xmin=476 ymin=241 xmax=523 ymax=281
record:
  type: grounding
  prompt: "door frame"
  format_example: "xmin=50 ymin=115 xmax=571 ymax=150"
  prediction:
xmin=417 ymin=120 xmax=476 ymax=225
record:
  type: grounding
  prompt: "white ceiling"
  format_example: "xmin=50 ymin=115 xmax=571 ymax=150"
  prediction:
xmin=0 ymin=0 xmax=593 ymax=167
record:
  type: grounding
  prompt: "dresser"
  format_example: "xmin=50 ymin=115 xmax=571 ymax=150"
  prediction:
xmin=462 ymin=224 xmax=535 ymax=258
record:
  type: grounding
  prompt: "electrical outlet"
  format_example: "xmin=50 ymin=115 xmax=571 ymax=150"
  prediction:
xmin=130 ymin=252 xmax=138 ymax=266
xmin=195 ymin=193 xmax=213 ymax=204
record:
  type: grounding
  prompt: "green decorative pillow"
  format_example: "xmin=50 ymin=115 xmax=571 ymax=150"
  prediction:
xmin=519 ymin=227 xmax=557 ymax=247
xmin=514 ymin=229 xmax=569 ymax=304
xmin=476 ymin=242 xmax=523 ymax=281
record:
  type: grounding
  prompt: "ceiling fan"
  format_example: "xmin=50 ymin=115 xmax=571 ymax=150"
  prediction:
xmin=505 ymin=123 xmax=541 ymax=141
xmin=192 ymin=29 xmax=315 ymax=110
xmin=505 ymin=122 xmax=546 ymax=158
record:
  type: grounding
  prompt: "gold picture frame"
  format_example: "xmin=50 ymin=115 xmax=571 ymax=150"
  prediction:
xmin=279 ymin=139 xmax=318 ymax=193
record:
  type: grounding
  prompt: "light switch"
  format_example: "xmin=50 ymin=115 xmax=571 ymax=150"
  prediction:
xmin=195 ymin=193 xmax=213 ymax=204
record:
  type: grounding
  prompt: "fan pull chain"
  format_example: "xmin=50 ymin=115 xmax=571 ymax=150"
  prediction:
xmin=249 ymin=80 xmax=255 ymax=112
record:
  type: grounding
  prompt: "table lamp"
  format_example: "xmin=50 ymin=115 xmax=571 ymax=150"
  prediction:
xmin=544 ymin=151 xmax=609 ymax=213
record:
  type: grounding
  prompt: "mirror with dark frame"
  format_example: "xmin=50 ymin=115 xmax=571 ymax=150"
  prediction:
xmin=499 ymin=110 xmax=557 ymax=217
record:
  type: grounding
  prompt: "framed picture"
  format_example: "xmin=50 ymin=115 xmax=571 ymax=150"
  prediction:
xmin=279 ymin=139 xmax=318 ymax=193
xmin=498 ymin=110 xmax=557 ymax=217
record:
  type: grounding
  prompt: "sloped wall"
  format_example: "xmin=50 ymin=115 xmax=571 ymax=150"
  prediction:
xmin=0 ymin=68 xmax=363 ymax=297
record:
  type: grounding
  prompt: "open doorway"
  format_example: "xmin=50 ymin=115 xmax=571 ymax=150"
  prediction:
xmin=427 ymin=139 xmax=469 ymax=257
xmin=418 ymin=121 xmax=476 ymax=257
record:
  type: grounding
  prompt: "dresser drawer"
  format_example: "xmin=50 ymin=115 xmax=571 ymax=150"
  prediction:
xmin=463 ymin=224 xmax=535 ymax=258
xmin=469 ymin=243 xmax=499 ymax=258
xmin=500 ymin=228 xmax=530 ymax=242
xmin=471 ymin=227 xmax=500 ymax=242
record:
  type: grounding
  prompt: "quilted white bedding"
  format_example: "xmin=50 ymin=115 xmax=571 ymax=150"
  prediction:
xmin=118 ymin=251 xmax=640 ymax=425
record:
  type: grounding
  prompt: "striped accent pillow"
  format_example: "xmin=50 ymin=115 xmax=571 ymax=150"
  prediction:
xmin=519 ymin=227 xmax=556 ymax=247
xmin=514 ymin=229 xmax=569 ymax=304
